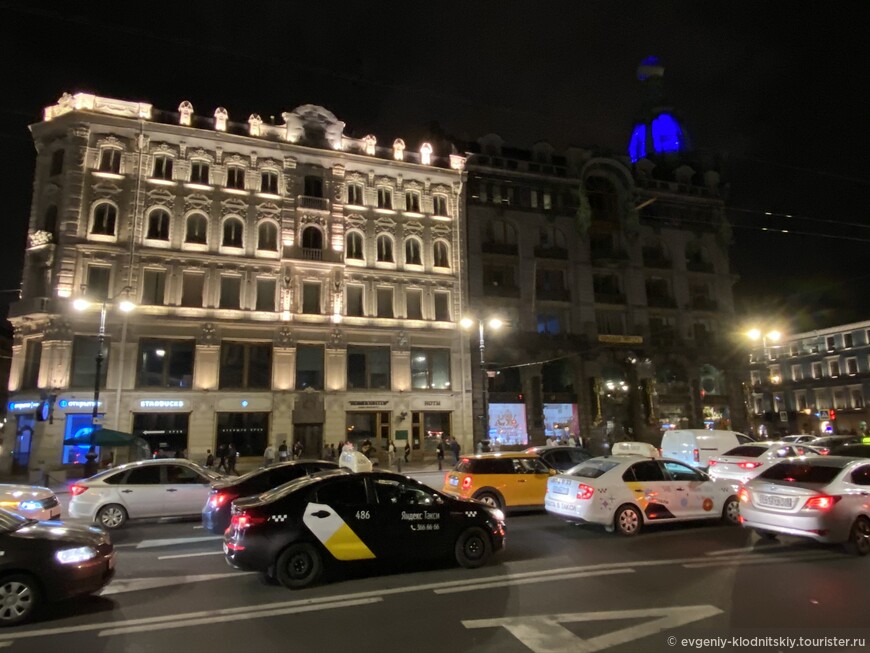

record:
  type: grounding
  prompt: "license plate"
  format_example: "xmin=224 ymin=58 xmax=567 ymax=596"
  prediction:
xmin=223 ymin=542 xmax=229 ymax=554
xmin=758 ymin=494 xmax=794 ymax=508
xmin=449 ymin=477 xmax=459 ymax=486
xmin=551 ymin=484 xmax=569 ymax=495
xmin=546 ymin=499 xmax=576 ymax=512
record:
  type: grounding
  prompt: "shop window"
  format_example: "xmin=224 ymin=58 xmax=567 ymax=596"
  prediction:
xmin=180 ymin=272 xmax=204 ymax=307
xmin=255 ymin=278 xmax=276 ymax=312
xmin=216 ymin=412 xmax=269 ymax=456
xmin=345 ymin=411 xmax=390 ymax=447
xmin=295 ymin=344 xmax=324 ymax=390
xmin=69 ymin=336 xmax=109 ymax=389
xmin=411 ymin=348 xmax=451 ymax=390
xmin=346 ymin=346 xmax=391 ymax=390
xmin=141 ymin=270 xmax=166 ymax=306
xmin=20 ymin=340 xmax=42 ymax=390
xmin=219 ymin=342 xmax=272 ymax=389
xmin=219 ymin=276 xmax=241 ymax=310
xmin=132 ymin=413 xmax=190 ymax=456
xmin=406 ymin=289 xmax=423 ymax=320
xmin=62 ymin=413 xmax=102 ymax=465
xmin=136 ymin=339 xmax=195 ymax=388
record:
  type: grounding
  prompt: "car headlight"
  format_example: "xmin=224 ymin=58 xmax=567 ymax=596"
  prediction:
xmin=489 ymin=508 xmax=506 ymax=522
xmin=55 ymin=546 xmax=97 ymax=564
xmin=18 ymin=500 xmax=42 ymax=511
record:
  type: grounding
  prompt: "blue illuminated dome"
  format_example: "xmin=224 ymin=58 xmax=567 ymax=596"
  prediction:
xmin=628 ymin=57 xmax=689 ymax=162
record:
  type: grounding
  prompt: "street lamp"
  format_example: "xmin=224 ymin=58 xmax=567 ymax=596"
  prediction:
xmin=746 ymin=328 xmax=782 ymax=360
xmin=460 ymin=316 xmax=504 ymax=446
xmin=74 ymin=292 xmax=136 ymax=445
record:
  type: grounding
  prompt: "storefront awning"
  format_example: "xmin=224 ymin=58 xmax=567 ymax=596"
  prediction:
xmin=63 ymin=428 xmax=138 ymax=447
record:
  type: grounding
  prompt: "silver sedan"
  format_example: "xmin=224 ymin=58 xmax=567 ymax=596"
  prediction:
xmin=739 ymin=456 xmax=870 ymax=555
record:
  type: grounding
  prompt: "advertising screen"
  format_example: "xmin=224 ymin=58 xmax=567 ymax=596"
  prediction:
xmin=488 ymin=403 xmax=528 ymax=446
xmin=543 ymin=403 xmax=579 ymax=440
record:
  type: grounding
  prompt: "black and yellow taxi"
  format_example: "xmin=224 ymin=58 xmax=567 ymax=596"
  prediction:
xmin=442 ymin=452 xmax=556 ymax=509
xmin=223 ymin=457 xmax=506 ymax=589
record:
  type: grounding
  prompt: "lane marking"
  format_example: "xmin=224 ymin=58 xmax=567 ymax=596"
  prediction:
xmin=463 ymin=605 xmax=723 ymax=653
xmin=434 ymin=568 xmax=634 ymax=594
xmin=135 ymin=535 xmax=223 ymax=549
xmin=705 ymin=544 xmax=797 ymax=556
xmin=100 ymin=572 xmax=251 ymax=596
xmin=157 ymin=551 xmax=225 ymax=560
xmin=684 ymin=552 xmax=837 ymax=568
xmin=192 ymin=525 xmax=204 ymax=530
xmin=100 ymin=597 xmax=382 ymax=636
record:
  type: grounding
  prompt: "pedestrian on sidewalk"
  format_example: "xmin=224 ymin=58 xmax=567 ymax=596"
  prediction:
xmin=450 ymin=437 xmax=460 ymax=464
xmin=227 ymin=444 xmax=238 ymax=475
xmin=278 ymin=440 xmax=288 ymax=462
xmin=264 ymin=442 xmax=275 ymax=467
xmin=436 ymin=439 xmax=445 ymax=471
xmin=216 ymin=444 xmax=228 ymax=473
xmin=387 ymin=440 xmax=396 ymax=468
xmin=205 ymin=449 xmax=215 ymax=469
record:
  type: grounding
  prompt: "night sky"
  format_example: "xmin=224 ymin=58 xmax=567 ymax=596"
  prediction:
xmin=2 ymin=1 xmax=869 ymax=333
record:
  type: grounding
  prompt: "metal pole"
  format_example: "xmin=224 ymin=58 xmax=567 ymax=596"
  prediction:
xmin=91 ymin=303 xmax=106 ymax=444
xmin=479 ymin=321 xmax=488 ymax=444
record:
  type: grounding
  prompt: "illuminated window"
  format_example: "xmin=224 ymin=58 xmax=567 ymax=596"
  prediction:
xmin=433 ymin=195 xmax=448 ymax=216
xmin=433 ymin=241 xmax=450 ymax=268
xmin=347 ymin=183 xmax=364 ymax=206
xmin=226 ymin=166 xmax=245 ymax=190
xmin=146 ymin=209 xmax=171 ymax=240
xmin=257 ymin=222 xmax=278 ymax=251
xmin=405 ymin=191 xmax=421 ymax=213
xmin=346 ymin=232 xmax=364 ymax=260
xmin=185 ymin=213 xmax=208 ymax=244
xmin=190 ymin=161 xmax=210 ymax=184
xmin=261 ymin=170 xmax=279 ymax=194
xmin=405 ymin=238 xmax=422 ymax=265
xmin=411 ymin=348 xmax=451 ymax=390
xmin=152 ymin=155 xmax=173 ymax=180
xmin=377 ymin=187 xmax=392 ymax=209
xmin=91 ymin=203 xmax=117 ymax=236
xmin=98 ymin=148 xmax=122 ymax=174
xmin=376 ymin=235 xmax=393 ymax=262
xmin=222 ymin=218 xmax=244 ymax=247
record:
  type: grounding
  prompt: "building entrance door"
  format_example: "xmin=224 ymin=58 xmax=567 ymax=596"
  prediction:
xmin=295 ymin=424 xmax=323 ymax=459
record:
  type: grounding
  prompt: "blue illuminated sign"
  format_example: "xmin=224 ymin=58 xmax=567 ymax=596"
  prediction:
xmin=7 ymin=401 xmax=40 ymax=413
xmin=651 ymin=113 xmax=683 ymax=155
xmin=241 ymin=400 xmax=249 ymax=408
xmin=58 ymin=399 xmax=103 ymax=410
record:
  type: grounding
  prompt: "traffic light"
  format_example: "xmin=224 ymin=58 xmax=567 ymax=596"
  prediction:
xmin=830 ymin=409 xmax=836 ymax=421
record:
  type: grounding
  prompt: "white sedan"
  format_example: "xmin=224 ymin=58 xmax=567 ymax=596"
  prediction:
xmin=0 ymin=484 xmax=61 ymax=521
xmin=545 ymin=455 xmax=739 ymax=536
xmin=68 ymin=459 xmax=223 ymax=529
xmin=708 ymin=442 xmax=818 ymax=486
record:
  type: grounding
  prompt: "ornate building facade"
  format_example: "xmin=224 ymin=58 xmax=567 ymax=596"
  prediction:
xmin=6 ymin=93 xmax=467 ymax=472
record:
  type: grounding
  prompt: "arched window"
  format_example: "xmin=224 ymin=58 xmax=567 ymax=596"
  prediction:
xmin=42 ymin=205 xmax=58 ymax=235
xmin=487 ymin=219 xmax=516 ymax=245
xmin=433 ymin=241 xmax=450 ymax=268
xmin=346 ymin=231 xmax=364 ymax=260
xmin=146 ymin=209 xmax=171 ymax=240
xmin=257 ymin=221 xmax=278 ymax=251
xmin=91 ymin=202 xmax=117 ymax=236
xmin=376 ymin=234 xmax=393 ymax=262
xmin=185 ymin=213 xmax=208 ymax=244
xmin=539 ymin=225 xmax=565 ymax=249
xmin=301 ymin=226 xmax=323 ymax=250
xmin=222 ymin=217 xmax=244 ymax=248
xmin=405 ymin=238 xmax=422 ymax=265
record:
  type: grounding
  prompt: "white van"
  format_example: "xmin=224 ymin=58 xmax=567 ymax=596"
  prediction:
xmin=660 ymin=429 xmax=754 ymax=468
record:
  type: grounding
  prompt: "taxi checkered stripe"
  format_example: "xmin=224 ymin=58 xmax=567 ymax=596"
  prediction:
xmin=269 ymin=514 xmax=288 ymax=522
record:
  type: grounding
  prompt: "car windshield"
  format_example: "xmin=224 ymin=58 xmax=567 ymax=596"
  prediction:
xmin=0 ymin=509 xmax=28 ymax=533
xmin=566 ymin=459 xmax=619 ymax=478
xmin=723 ymin=446 xmax=766 ymax=457
xmin=759 ymin=462 xmax=843 ymax=484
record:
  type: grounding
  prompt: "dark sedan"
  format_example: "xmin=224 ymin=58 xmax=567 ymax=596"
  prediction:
xmin=202 ymin=460 xmax=338 ymax=534
xmin=525 ymin=446 xmax=591 ymax=471
xmin=224 ymin=469 xmax=506 ymax=588
xmin=830 ymin=443 xmax=870 ymax=458
xmin=0 ymin=509 xmax=115 ymax=625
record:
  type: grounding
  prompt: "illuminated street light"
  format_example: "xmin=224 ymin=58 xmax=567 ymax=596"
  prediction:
xmin=746 ymin=327 xmax=783 ymax=360
xmin=461 ymin=316 xmax=505 ymax=445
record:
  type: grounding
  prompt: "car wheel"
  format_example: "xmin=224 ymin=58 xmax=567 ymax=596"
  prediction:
xmin=721 ymin=496 xmax=740 ymax=525
xmin=455 ymin=527 xmax=492 ymax=569
xmin=0 ymin=574 xmax=40 ymax=627
xmin=276 ymin=543 xmax=323 ymax=589
xmin=754 ymin=528 xmax=778 ymax=540
xmin=473 ymin=492 xmax=501 ymax=509
xmin=845 ymin=516 xmax=870 ymax=556
xmin=614 ymin=504 xmax=642 ymax=537
xmin=96 ymin=504 xmax=128 ymax=529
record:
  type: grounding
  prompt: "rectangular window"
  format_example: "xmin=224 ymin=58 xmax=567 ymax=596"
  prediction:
xmin=847 ymin=357 xmax=859 ymax=375
xmin=20 ymin=340 xmax=42 ymax=390
xmin=69 ymin=336 xmax=107 ymax=389
xmin=304 ymin=176 xmax=323 ymax=197
xmin=295 ymin=344 xmax=324 ymax=390
xmin=377 ymin=187 xmax=392 ymax=209
xmin=377 ymin=287 xmax=394 ymax=318
xmin=86 ymin=266 xmax=111 ymax=300
xmin=406 ymin=289 xmax=423 ymax=320
xmin=536 ymin=314 xmax=562 ymax=335
xmin=219 ymin=342 xmax=272 ymax=389
xmin=826 ymin=335 xmax=836 ymax=351
xmin=346 ymin=346 xmax=391 ymax=390
xmin=852 ymin=388 xmax=864 ymax=409
xmin=50 ymin=149 xmax=65 ymax=176
xmin=98 ymin=148 xmax=121 ymax=174
xmin=219 ymin=276 xmax=241 ymax=310
xmin=347 ymin=183 xmax=364 ymax=206
xmin=791 ymin=364 xmax=804 ymax=381
xmin=812 ymin=362 xmax=823 ymax=379
xmin=302 ymin=282 xmax=321 ymax=314
xmin=406 ymin=191 xmax=420 ymax=213
xmin=829 ymin=360 xmax=840 ymax=377
xmin=795 ymin=391 xmax=808 ymax=411
xmin=141 ymin=270 xmax=166 ymax=306
xmin=216 ymin=412 xmax=269 ymax=456
xmin=152 ymin=156 xmax=173 ymax=180
xmin=433 ymin=195 xmax=447 ymax=216
xmin=255 ymin=278 xmax=276 ymax=312
xmin=136 ymin=339 xmax=195 ymax=388
xmin=596 ymin=311 xmax=625 ymax=335
xmin=346 ymin=285 xmax=364 ymax=317
xmin=190 ymin=161 xmax=210 ymax=184
xmin=845 ymin=333 xmax=854 ymax=348
xmin=750 ymin=371 xmax=761 ymax=386
xmin=260 ymin=170 xmax=279 ymax=194
xmin=433 ymin=291 xmax=450 ymax=321
xmin=226 ymin=167 xmax=245 ymax=190
xmin=181 ymin=272 xmax=204 ymax=308
xmin=411 ymin=348 xmax=451 ymax=390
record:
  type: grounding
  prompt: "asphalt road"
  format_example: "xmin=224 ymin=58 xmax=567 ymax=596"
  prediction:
xmin=4 ymin=475 xmax=869 ymax=653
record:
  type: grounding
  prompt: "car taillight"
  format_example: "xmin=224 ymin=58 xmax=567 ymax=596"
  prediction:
xmin=708 ymin=460 xmax=718 ymax=467
xmin=802 ymin=495 xmax=841 ymax=511
xmin=209 ymin=491 xmax=236 ymax=509
xmin=738 ymin=461 xmax=762 ymax=470
xmin=576 ymin=484 xmax=594 ymax=500
xmin=461 ymin=476 xmax=473 ymax=490
xmin=69 ymin=484 xmax=88 ymax=496
xmin=230 ymin=512 xmax=267 ymax=530
xmin=738 ymin=487 xmax=750 ymax=503
xmin=693 ymin=448 xmax=700 ymax=463
xmin=817 ymin=448 xmax=830 ymax=455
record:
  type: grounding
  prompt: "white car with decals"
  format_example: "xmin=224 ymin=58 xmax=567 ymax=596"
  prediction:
xmin=0 ymin=484 xmax=61 ymax=521
xmin=545 ymin=455 xmax=740 ymax=536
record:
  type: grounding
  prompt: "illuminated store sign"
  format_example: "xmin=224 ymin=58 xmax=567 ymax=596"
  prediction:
xmin=58 ymin=399 xmax=104 ymax=410
xmin=7 ymin=401 xmax=40 ymax=413
xmin=138 ymin=399 xmax=188 ymax=410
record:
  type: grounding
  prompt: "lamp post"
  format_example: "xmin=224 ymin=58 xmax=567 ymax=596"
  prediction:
xmin=460 ymin=316 xmax=503 ymax=446
xmin=746 ymin=328 xmax=782 ymax=360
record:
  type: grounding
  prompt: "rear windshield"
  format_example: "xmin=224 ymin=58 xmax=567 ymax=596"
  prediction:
xmin=759 ymin=462 xmax=842 ymax=483
xmin=566 ymin=459 xmax=619 ymax=479
xmin=723 ymin=445 xmax=766 ymax=457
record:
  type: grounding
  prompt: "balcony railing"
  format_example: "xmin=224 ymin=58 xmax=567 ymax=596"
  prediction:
xmin=297 ymin=195 xmax=330 ymax=211
xmin=301 ymin=247 xmax=323 ymax=260
xmin=8 ymin=296 xmax=51 ymax=318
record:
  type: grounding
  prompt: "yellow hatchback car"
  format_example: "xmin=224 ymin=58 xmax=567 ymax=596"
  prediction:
xmin=442 ymin=453 xmax=556 ymax=510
